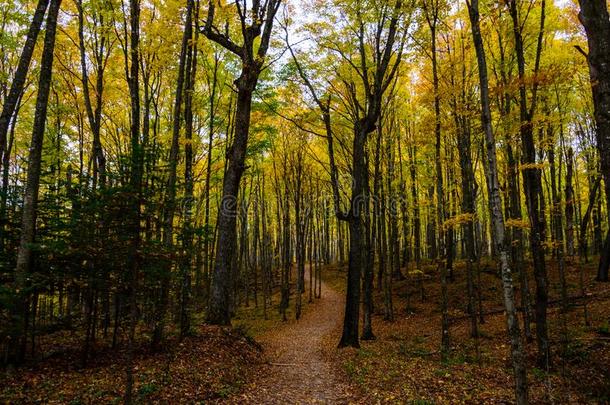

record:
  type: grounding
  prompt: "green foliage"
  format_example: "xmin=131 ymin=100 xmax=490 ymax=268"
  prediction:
xmin=138 ymin=382 xmax=158 ymax=398
xmin=597 ymin=321 xmax=610 ymax=336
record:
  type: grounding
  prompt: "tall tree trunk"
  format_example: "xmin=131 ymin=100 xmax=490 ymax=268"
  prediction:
xmin=124 ymin=0 xmax=143 ymax=400
xmin=204 ymin=0 xmax=281 ymax=326
xmin=507 ymin=142 xmax=533 ymax=341
xmin=467 ymin=1 xmax=528 ymax=402
xmin=579 ymin=176 xmax=601 ymax=262
xmin=0 ymin=0 xmax=50 ymax=174
xmin=202 ymin=53 xmax=220 ymax=298
xmin=339 ymin=123 xmax=368 ymax=348
xmin=76 ymin=0 xmax=107 ymax=188
xmin=456 ymin=107 xmax=478 ymax=339
xmin=280 ymin=180 xmax=291 ymax=322
xmin=294 ymin=156 xmax=305 ymax=320
xmin=364 ymin=123 xmax=382 ymax=339
xmin=13 ymin=0 xmax=61 ymax=364
xmin=0 ymin=95 xmax=21 ymax=249
xmin=565 ymin=148 xmax=575 ymax=258
xmin=578 ymin=0 xmax=610 ymax=281
xmin=508 ymin=0 xmax=550 ymax=367
xmin=423 ymin=0 xmax=450 ymax=359
xmin=152 ymin=0 xmax=193 ymax=347
xmin=207 ymin=66 xmax=258 ymax=325
xmin=180 ymin=0 xmax=197 ymax=337
xmin=409 ymin=144 xmax=421 ymax=267
xmin=387 ymin=130 xmax=403 ymax=281
xmin=548 ymin=121 xmax=569 ymax=359
xmin=397 ymin=136 xmax=409 ymax=267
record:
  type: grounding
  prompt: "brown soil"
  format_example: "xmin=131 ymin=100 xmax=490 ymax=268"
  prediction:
xmin=232 ymin=272 xmax=360 ymax=404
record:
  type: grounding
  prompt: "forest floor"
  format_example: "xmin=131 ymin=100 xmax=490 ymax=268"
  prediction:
xmin=1 ymin=259 xmax=609 ymax=404
xmin=0 ymin=324 xmax=265 ymax=403
xmin=321 ymin=258 xmax=610 ymax=404
xmin=0 ymin=269 xmax=348 ymax=404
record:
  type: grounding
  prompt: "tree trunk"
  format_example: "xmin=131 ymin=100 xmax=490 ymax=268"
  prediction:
xmin=456 ymin=105 xmax=478 ymax=339
xmin=424 ymin=5 xmax=450 ymax=358
xmin=578 ymin=0 xmax=610 ymax=281
xmin=409 ymin=144 xmax=421 ymax=267
xmin=467 ymin=1 xmax=528 ymax=402
xmin=207 ymin=72 xmax=257 ymax=324
xmin=153 ymin=0 xmax=193 ymax=346
xmin=124 ymin=0 xmax=143 ymax=399
xmin=363 ymin=124 xmax=382 ymax=340
xmin=76 ymin=0 xmax=106 ymax=188
xmin=565 ymin=148 xmax=575 ymax=258
xmin=13 ymin=0 xmax=61 ymax=364
xmin=0 ymin=0 xmax=50 ymax=174
xmin=508 ymin=0 xmax=550 ymax=366
xmin=202 ymin=53 xmax=220 ymax=299
xmin=339 ymin=123 xmax=368 ymax=348
xmin=180 ymin=0 xmax=197 ymax=337
xmin=204 ymin=0 xmax=280 ymax=326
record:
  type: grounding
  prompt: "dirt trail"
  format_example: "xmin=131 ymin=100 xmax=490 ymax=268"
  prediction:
xmin=232 ymin=271 xmax=357 ymax=404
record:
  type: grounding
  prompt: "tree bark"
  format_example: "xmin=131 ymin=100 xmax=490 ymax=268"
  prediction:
xmin=423 ymin=0 xmax=450 ymax=359
xmin=204 ymin=0 xmax=281 ymax=325
xmin=0 ymin=0 xmax=50 ymax=175
xmin=180 ymin=0 xmax=197 ymax=337
xmin=124 ymin=0 xmax=143 ymax=399
xmin=467 ymin=1 xmax=528 ymax=402
xmin=508 ymin=0 xmax=550 ymax=366
xmin=565 ymin=148 xmax=575 ymax=258
xmin=76 ymin=0 xmax=107 ymax=188
xmin=13 ymin=0 xmax=61 ymax=364
xmin=578 ymin=0 xmax=610 ymax=281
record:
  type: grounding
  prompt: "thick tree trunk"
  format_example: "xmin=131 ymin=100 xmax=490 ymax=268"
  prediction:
xmin=364 ymin=124 xmax=383 ymax=339
xmin=204 ymin=0 xmax=280 ymax=326
xmin=339 ymin=124 xmax=368 ymax=348
xmin=578 ymin=0 xmax=610 ymax=281
xmin=207 ymin=72 xmax=257 ymax=325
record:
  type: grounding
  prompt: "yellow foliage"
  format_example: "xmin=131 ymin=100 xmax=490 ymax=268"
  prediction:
xmin=505 ymin=218 xmax=530 ymax=229
xmin=442 ymin=213 xmax=475 ymax=229
xmin=520 ymin=163 xmax=547 ymax=170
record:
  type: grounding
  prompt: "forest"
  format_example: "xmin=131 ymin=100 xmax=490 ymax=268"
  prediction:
xmin=0 ymin=0 xmax=609 ymax=403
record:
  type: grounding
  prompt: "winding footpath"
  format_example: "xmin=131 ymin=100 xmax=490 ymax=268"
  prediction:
xmin=232 ymin=271 xmax=357 ymax=404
